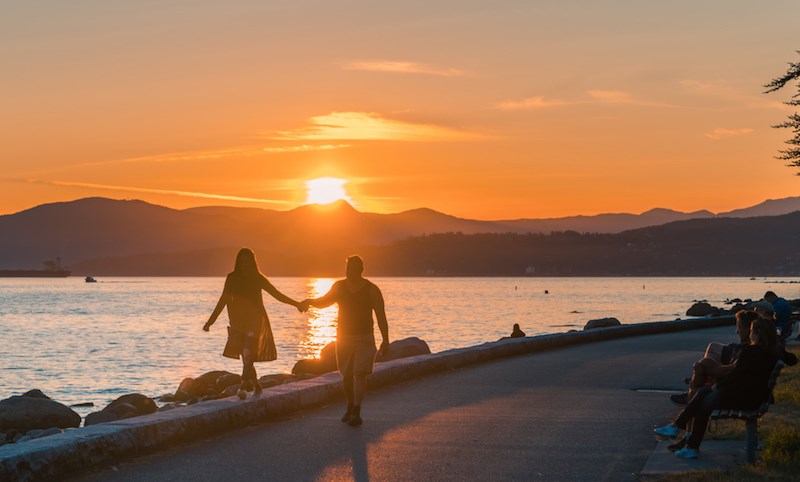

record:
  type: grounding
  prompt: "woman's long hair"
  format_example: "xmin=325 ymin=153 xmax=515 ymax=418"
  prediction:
xmin=750 ymin=317 xmax=778 ymax=357
xmin=229 ymin=248 xmax=262 ymax=295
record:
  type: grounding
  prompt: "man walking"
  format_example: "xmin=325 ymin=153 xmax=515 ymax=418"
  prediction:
xmin=302 ymin=255 xmax=389 ymax=426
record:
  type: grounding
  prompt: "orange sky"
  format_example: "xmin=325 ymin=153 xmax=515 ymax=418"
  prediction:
xmin=2 ymin=1 xmax=799 ymax=219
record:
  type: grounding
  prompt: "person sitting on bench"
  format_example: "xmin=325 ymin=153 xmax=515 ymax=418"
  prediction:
xmin=654 ymin=317 xmax=779 ymax=459
xmin=670 ymin=310 xmax=758 ymax=406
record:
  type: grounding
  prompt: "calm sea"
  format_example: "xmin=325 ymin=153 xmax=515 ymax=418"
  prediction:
xmin=1 ymin=277 xmax=797 ymax=416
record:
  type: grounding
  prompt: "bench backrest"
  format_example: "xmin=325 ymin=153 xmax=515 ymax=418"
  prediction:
xmin=757 ymin=360 xmax=785 ymax=415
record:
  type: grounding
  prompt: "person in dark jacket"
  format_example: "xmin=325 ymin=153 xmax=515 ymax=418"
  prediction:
xmin=654 ymin=317 xmax=779 ymax=459
xmin=670 ymin=310 xmax=759 ymax=406
xmin=764 ymin=291 xmax=794 ymax=340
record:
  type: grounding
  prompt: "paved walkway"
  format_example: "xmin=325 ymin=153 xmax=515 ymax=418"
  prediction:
xmin=63 ymin=326 xmax=744 ymax=481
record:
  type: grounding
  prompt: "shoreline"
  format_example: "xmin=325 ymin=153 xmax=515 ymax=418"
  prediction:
xmin=0 ymin=315 xmax=735 ymax=481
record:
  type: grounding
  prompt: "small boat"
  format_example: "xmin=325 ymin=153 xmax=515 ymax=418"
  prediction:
xmin=85 ymin=276 xmax=97 ymax=283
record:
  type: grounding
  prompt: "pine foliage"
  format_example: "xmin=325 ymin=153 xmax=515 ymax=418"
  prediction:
xmin=764 ymin=51 xmax=800 ymax=173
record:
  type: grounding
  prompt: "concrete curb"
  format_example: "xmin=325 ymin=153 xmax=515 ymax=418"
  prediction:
xmin=0 ymin=316 xmax=734 ymax=481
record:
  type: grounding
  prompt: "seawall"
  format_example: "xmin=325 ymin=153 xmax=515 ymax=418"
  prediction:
xmin=0 ymin=316 xmax=734 ymax=481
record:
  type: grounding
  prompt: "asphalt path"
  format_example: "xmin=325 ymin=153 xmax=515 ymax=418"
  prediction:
xmin=66 ymin=326 xmax=735 ymax=482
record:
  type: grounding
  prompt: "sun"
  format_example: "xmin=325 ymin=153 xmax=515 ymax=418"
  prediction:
xmin=304 ymin=177 xmax=352 ymax=205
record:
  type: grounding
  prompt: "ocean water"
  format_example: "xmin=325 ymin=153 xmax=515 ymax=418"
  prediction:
xmin=1 ymin=276 xmax=797 ymax=416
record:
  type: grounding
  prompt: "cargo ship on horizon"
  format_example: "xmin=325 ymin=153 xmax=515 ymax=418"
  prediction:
xmin=0 ymin=258 xmax=71 ymax=278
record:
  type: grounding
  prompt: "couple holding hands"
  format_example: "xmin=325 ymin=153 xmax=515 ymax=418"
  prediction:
xmin=203 ymin=248 xmax=389 ymax=427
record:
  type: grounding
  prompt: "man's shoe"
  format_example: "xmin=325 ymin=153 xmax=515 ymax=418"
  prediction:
xmin=253 ymin=381 xmax=263 ymax=395
xmin=670 ymin=392 xmax=689 ymax=406
xmin=347 ymin=405 xmax=362 ymax=427
xmin=341 ymin=405 xmax=354 ymax=423
xmin=674 ymin=447 xmax=698 ymax=459
xmin=654 ymin=424 xmax=679 ymax=438
xmin=237 ymin=388 xmax=247 ymax=400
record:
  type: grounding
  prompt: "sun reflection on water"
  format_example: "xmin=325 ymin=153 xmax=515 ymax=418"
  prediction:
xmin=299 ymin=278 xmax=338 ymax=359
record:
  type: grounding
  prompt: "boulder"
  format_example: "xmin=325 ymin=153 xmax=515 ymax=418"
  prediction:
xmin=686 ymin=302 xmax=719 ymax=317
xmin=292 ymin=358 xmax=337 ymax=375
xmin=583 ymin=318 xmax=621 ymax=330
xmin=293 ymin=337 xmax=433 ymax=374
xmin=220 ymin=385 xmax=241 ymax=398
xmin=174 ymin=371 xmax=239 ymax=400
xmin=292 ymin=342 xmax=338 ymax=375
xmin=257 ymin=374 xmax=296 ymax=389
xmin=216 ymin=373 xmax=242 ymax=392
xmin=21 ymin=389 xmax=50 ymax=400
xmin=376 ymin=337 xmax=431 ymax=362
xmin=174 ymin=378 xmax=194 ymax=401
xmin=0 ymin=396 xmax=80 ymax=433
xmin=84 ymin=393 xmax=157 ymax=426
xmin=193 ymin=370 xmax=237 ymax=396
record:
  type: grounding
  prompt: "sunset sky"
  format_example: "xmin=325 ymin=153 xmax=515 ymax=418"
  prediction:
xmin=2 ymin=1 xmax=799 ymax=219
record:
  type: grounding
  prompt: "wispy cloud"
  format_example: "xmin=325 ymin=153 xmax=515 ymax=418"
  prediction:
xmin=262 ymin=144 xmax=351 ymax=153
xmin=19 ymin=146 xmax=270 ymax=178
xmin=705 ymin=127 xmax=754 ymax=140
xmin=496 ymin=96 xmax=568 ymax=111
xmin=81 ymin=147 xmax=266 ymax=168
xmin=587 ymin=90 xmax=633 ymax=103
xmin=497 ymin=90 xmax=675 ymax=111
xmin=22 ymin=179 xmax=294 ymax=205
xmin=587 ymin=90 xmax=676 ymax=108
xmin=273 ymin=112 xmax=478 ymax=141
xmin=340 ymin=60 xmax=467 ymax=77
xmin=680 ymin=79 xmax=790 ymax=110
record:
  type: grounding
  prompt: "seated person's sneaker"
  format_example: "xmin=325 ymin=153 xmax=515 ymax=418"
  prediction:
xmin=253 ymin=381 xmax=263 ymax=394
xmin=668 ymin=437 xmax=688 ymax=452
xmin=674 ymin=447 xmax=698 ymax=459
xmin=237 ymin=388 xmax=247 ymax=400
xmin=654 ymin=424 xmax=679 ymax=438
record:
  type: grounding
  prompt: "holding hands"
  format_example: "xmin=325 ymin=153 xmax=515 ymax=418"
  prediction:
xmin=297 ymin=299 xmax=311 ymax=313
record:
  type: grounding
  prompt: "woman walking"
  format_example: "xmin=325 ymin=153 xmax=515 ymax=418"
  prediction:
xmin=203 ymin=248 xmax=304 ymax=399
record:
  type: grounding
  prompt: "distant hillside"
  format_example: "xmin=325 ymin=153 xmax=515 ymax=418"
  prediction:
xmin=717 ymin=197 xmax=800 ymax=218
xmin=496 ymin=208 xmax=715 ymax=234
xmin=363 ymin=212 xmax=800 ymax=276
xmin=1 ymin=196 xmax=799 ymax=275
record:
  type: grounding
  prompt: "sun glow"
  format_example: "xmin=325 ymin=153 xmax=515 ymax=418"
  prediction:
xmin=304 ymin=177 xmax=352 ymax=205
xmin=299 ymin=278 xmax=338 ymax=359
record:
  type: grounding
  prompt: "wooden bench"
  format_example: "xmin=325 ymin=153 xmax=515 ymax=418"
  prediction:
xmin=710 ymin=360 xmax=785 ymax=464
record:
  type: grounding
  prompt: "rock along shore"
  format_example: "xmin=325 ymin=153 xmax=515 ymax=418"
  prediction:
xmin=0 ymin=315 xmax=734 ymax=482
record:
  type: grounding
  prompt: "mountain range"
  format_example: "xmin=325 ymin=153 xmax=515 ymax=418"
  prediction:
xmin=0 ymin=196 xmax=798 ymax=276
